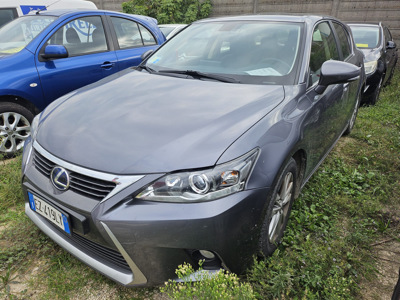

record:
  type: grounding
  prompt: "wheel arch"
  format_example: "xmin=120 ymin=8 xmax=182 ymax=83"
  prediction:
xmin=0 ymin=95 xmax=40 ymax=115
xmin=291 ymin=149 xmax=307 ymax=199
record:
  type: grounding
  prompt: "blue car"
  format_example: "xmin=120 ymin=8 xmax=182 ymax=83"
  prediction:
xmin=0 ymin=9 xmax=165 ymax=155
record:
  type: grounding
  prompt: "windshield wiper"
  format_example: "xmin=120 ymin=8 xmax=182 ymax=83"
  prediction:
xmin=136 ymin=65 xmax=156 ymax=73
xmin=158 ymin=69 xmax=240 ymax=83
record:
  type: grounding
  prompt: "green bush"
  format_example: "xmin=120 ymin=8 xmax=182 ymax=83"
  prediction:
xmin=122 ymin=0 xmax=212 ymax=24
xmin=161 ymin=262 xmax=256 ymax=299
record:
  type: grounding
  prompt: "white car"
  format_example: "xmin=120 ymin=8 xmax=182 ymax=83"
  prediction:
xmin=0 ymin=0 xmax=97 ymax=27
xmin=158 ymin=24 xmax=186 ymax=39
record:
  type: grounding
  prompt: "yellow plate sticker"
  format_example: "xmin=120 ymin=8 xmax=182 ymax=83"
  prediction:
xmin=356 ymin=43 xmax=369 ymax=48
xmin=1 ymin=47 xmax=24 ymax=54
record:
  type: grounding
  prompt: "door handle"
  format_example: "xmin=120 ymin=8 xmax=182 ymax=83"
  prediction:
xmin=101 ymin=62 xmax=114 ymax=69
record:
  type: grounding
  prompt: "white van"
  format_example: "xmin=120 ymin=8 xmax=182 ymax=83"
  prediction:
xmin=0 ymin=0 xmax=97 ymax=27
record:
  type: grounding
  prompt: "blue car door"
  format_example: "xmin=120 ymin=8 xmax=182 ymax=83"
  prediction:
xmin=108 ymin=16 xmax=160 ymax=71
xmin=36 ymin=14 xmax=118 ymax=106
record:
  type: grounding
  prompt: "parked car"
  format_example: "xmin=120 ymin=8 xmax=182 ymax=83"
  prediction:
xmin=22 ymin=15 xmax=365 ymax=286
xmin=0 ymin=0 xmax=97 ymax=28
xmin=158 ymin=24 xmax=186 ymax=39
xmin=348 ymin=22 xmax=398 ymax=105
xmin=0 ymin=9 xmax=165 ymax=155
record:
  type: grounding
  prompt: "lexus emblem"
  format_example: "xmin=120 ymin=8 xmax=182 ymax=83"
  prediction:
xmin=50 ymin=166 xmax=70 ymax=191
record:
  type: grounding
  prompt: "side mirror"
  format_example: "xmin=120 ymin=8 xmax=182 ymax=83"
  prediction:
xmin=386 ymin=41 xmax=396 ymax=50
xmin=315 ymin=60 xmax=360 ymax=94
xmin=41 ymin=45 xmax=68 ymax=60
xmin=141 ymin=49 xmax=154 ymax=61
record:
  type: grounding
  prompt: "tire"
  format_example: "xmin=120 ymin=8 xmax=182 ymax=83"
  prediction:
xmin=0 ymin=102 xmax=34 ymax=157
xmin=366 ymin=77 xmax=383 ymax=106
xmin=343 ymin=91 xmax=361 ymax=136
xmin=385 ymin=60 xmax=397 ymax=87
xmin=259 ymin=158 xmax=297 ymax=256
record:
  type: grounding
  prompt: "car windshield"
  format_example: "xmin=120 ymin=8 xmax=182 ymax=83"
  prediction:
xmin=0 ymin=15 xmax=57 ymax=55
xmin=350 ymin=25 xmax=380 ymax=49
xmin=146 ymin=21 xmax=303 ymax=85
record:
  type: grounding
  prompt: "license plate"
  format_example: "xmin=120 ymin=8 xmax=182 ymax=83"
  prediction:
xmin=28 ymin=192 xmax=71 ymax=234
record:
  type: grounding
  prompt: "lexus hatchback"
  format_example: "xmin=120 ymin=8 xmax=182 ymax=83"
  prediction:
xmin=0 ymin=9 xmax=165 ymax=155
xmin=22 ymin=15 xmax=364 ymax=286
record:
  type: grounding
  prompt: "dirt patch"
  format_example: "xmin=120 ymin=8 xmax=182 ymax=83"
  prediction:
xmin=361 ymin=238 xmax=400 ymax=300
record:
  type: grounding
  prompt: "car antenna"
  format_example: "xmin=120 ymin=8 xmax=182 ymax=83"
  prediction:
xmin=36 ymin=0 xmax=62 ymax=14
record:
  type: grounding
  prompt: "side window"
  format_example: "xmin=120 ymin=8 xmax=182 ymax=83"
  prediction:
xmin=309 ymin=22 xmax=339 ymax=85
xmin=333 ymin=23 xmax=351 ymax=60
xmin=47 ymin=16 xmax=108 ymax=56
xmin=111 ymin=17 xmax=156 ymax=49
xmin=383 ymin=27 xmax=392 ymax=44
xmin=138 ymin=24 xmax=156 ymax=46
xmin=0 ymin=8 xmax=18 ymax=27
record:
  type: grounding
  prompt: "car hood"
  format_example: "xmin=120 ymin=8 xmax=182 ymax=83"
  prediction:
xmin=360 ymin=47 xmax=381 ymax=62
xmin=37 ymin=69 xmax=284 ymax=174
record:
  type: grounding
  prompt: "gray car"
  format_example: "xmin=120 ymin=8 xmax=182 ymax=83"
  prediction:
xmin=22 ymin=15 xmax=365 ymax=286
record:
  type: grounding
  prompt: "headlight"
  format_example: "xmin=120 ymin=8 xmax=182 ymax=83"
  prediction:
xmin=30 ymin=114 xmax=40 ymax=141
xmin=364 ymin=60 xmax=377 ymax=75
xmin=136 ymin=148 xmax=259 ymax=202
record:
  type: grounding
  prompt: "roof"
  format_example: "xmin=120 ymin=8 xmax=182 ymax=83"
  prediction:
xmin=194 ymin=14 xmax=331 ymax=24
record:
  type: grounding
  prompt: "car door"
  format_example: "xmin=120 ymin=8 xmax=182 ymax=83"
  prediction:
xmin=383 ymin=26 xmax=397 ymax=83
xmin=108 ymin=16 xmax=160 ymax=71
xmin=332 ymin=21 xmax=361 ymax=124
xmin=303 ymin=21 xmax=346 ymax=172
xmin=36 ymin=14 xmax=119 ymax=106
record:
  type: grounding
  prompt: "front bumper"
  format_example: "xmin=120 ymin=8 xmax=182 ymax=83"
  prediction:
xmin=22 ymin=139 xmax=269 ymax=286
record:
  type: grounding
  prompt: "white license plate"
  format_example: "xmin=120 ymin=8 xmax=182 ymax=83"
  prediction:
xmin=28 ymin=192 xmax=71 ymax=234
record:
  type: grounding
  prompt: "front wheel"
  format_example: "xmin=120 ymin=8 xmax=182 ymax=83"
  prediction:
xmin=366 ymin=77 xmax=383 ymax=106
xmin=259 ymin=158 xmax=297 ymax=256
xmin=0 ymin=102 xmax=34 ymax=157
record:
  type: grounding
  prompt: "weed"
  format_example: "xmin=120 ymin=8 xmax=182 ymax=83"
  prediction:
xmin=161 ymin=262 xmax=256 ymax=299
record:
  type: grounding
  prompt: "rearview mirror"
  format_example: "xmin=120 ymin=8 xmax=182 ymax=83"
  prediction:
xmin=315 ymin=60 xmax=360 ymax=94
xmin=41 ymin=45 xmax=68 ymax=60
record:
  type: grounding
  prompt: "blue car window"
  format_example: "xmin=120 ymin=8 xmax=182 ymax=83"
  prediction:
xmin=111 ymin=17 xmax=142 ymax=49
xmin=47 ymin=16 xmax=108 ymax=56
xmin=138 ymin=23 xmax=156 ymax=46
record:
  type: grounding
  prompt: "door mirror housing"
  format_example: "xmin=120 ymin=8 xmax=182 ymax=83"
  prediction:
xmin=386 ymin=41 xmax=396 ymax=50
xmin=315 ymin=60 xmax=360 ymax=94
xmin=41 ymin=45 xmax=68 ymax=60
xmin=141 ymin=49 xmax=154 ymax=61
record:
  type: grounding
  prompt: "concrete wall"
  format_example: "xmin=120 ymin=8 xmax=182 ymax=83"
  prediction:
xmin=92 ymin=0 xmax=400 ymax=45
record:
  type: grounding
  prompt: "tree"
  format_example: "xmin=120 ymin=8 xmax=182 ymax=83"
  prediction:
xmin=122 ymin=0 xmax=212 ymax=24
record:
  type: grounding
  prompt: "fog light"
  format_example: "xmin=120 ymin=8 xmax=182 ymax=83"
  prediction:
xmin=199 ymin=250 xmax=215 ymax=259
xmin=189 ymin=249 xmax=222 ymax=270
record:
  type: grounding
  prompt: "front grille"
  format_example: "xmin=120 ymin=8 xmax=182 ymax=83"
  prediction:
xmin=33 ymin=150 xmax=116 ymax=201
xmin=70 ymin=232 xmax=131 ymax=272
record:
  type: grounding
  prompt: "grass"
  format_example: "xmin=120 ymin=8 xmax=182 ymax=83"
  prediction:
xmin=1 ymin=70 xmax=399 ymax=299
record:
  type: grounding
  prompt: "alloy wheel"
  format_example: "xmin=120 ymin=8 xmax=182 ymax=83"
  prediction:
xmin=0 ymin=112 xmax=31 ymax=154
xmin=268 ymin=171 xmax=294 ymax=244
